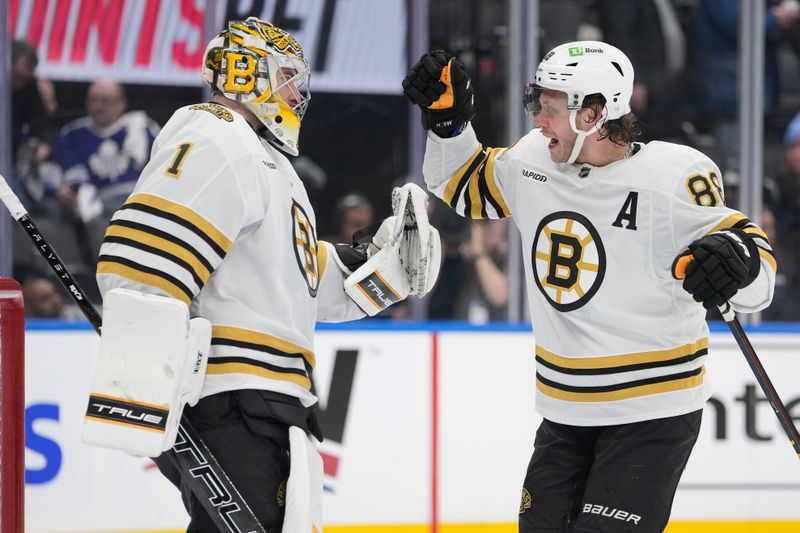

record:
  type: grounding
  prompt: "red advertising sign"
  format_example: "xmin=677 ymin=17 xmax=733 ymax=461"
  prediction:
xmin=10 ymin=0 xmax=406 ymax=93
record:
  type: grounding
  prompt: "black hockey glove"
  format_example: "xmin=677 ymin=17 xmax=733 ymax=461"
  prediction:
xmin=678 ymin=229 xmax=761 ymax=309
xmin=402 ymin=50 xmax=474 ymax=137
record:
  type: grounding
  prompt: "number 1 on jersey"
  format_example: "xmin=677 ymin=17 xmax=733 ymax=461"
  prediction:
xmin=166 ymin=142 xmax=194 ymax=178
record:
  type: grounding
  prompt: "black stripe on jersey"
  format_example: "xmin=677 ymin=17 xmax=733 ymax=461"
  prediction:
xmin=108 ymin=219 xmax=215 ymax=274
xmin=463 ymin=177 xmax=474 ymax=218
xmin=97 ymin=254 xmax=195 ymax=301
xmin=485 ymin=155 xmax=511 ymax=218
xmin=103 ymin=235 xmax=205 ymax=290
xmin=449 ymin=149 xmax=487 ymax=210
xmin=536 ymin=348 xmax=707 ymax=376
xmin=211 ymin=338 xmax=311 ymax=369
xmin=536 ymin=366 xmax=704 ymax=394
xmin=207 ymin=356 xmax=308 ymax=378
xmin=732 ymin=218 xmax=752 ymax=230
xmin=477 ymin=164 xmax=497 ymax=219
xmin=120 ymin=202 xmax=227 ymax=258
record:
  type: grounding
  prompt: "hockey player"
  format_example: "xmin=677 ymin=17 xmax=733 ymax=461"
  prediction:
xmin=82 ymin=18 xmax=440 ymax=532
xmin=404 ymin=42 xmax=775 ymax=532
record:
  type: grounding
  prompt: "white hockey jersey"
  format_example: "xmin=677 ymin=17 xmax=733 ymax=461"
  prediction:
xmin=96 ymin=103 xmax=364 ymax=407
xmin=424 ymin=124 xmax=776 ymax=426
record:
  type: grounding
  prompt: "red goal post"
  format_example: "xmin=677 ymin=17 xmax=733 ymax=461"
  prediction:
xmin=0 ymin=278 xmax=24 ymax=533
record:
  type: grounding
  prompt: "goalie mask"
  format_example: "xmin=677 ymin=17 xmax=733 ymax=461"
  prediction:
xmin=523 ymin=41 xmax=634 ymax=164
xmin=203 ymin=17 xmax=310 ymax=156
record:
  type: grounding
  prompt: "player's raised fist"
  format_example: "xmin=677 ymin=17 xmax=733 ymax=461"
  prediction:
xmin=403 ymin=50 xmax=474 ymax=137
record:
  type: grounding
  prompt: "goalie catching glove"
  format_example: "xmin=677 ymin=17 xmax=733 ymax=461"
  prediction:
xmin=82 ymin=288 xmax=211 ymax=457
xmin=336 ymin=183 xmax=442 ymax=316
xmin=403 ymin=50 xmax=475 ymax=137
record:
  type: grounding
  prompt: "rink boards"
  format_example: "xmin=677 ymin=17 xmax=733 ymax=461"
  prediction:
xmin=23 ymin=322 xmax=800 ymax=532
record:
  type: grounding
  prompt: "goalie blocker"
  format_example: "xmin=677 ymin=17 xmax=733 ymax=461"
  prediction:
xmin=82 ymin=288 xmax=211 ymax=457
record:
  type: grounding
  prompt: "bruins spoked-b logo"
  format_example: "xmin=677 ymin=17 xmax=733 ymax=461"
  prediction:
xmin=291 ymin=200 xmax=320 ymax=297
xmin=532 ymin=211 xmax=606 ymax=311
xmin=520 ymin=488 xmax=532 ymax=514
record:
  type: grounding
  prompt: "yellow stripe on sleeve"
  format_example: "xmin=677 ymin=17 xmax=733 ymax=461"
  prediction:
xmin=706 ymin=213 xmax=748 ymax=235
xmin=443 ymin=145 xmax=484 ymax=206
xmin=484 ymin=147 xmax=511 ymax=217
xmin=97 ymin=261 xmax=192 ymax=305
xmin=759 ymin=248 xmax=778 ymax=273
xmin=104 ymin=225 xmax=212 ymax=284
xmin=125 ymin=194 xmax=233 ymax=254
xmin=468 ymin=164 xmax=484 ymax=219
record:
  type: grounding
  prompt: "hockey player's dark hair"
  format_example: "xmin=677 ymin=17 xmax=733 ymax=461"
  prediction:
xmin=582 ymin=93 xmax=640 ymax=146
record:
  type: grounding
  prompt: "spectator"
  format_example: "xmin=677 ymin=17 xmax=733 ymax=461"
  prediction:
xmin=11 ymin=39 xmax=58 ymax=210
xmin=53 ymin=79 xmax=159 ymax=256
xmin=594 ymin=0 xmax=689 ymax=140
xmin=691 ymin=0 xmax=800 ymax=173
xmin=458 ymin=219 xmax=509 ymax=322
xmin=54 ymin=80 xmax=160 ymax=216
xmin=774 ymin=112 xmax=800 ymax=224
xmin=426 ymin=198 xmax=471 ymax=319
xmin=21 ymin=274 xmax=79 ymax=320
xmin=760 ymin=205 xmax=800 ymax=320
xmin=329 ymin=193 xmax=374 ymax=244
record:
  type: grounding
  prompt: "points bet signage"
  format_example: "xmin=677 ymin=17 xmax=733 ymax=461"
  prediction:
xmin=10 ymin=0 xmax=406 ymax=94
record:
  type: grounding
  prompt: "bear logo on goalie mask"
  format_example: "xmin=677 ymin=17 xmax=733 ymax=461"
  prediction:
xmin=203 ymin=17 xmax=310 ymax=156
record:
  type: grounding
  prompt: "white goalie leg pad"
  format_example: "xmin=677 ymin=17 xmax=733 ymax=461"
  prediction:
xmin=282 ymin=426 xmax=323 ymax=533
xmin=82 ymin=288 xmax=211 ymax=457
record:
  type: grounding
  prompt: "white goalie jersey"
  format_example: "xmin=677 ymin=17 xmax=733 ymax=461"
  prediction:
xmin=96 ymin=103 xmax=364 ymax=408
xmin=424 ymin=124 xmax=776 ymax=426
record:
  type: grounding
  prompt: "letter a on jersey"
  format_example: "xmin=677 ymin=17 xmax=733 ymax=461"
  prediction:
xmin=532 ymin=211 xmax=606 ymax=311
xmin=612 ymin=191 xmax=639 ymax=230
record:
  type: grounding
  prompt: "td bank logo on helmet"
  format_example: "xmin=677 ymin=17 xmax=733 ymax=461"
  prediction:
xmin=568 ymin=46 xmax=604 ymax=56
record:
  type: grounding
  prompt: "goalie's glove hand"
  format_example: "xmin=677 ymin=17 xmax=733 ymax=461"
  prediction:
xmin=678 ymin=230 xmax=760 ymax=309
xmin=343 ymin=184 xmax=442 ymax=316
xmin=403 ymin=50 xmax=474 ymax=138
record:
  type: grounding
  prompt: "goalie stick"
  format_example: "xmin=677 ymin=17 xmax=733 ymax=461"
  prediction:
xmin=0 ymin=175 xmax=267 ymax=532
xmin=674 ymin=255 xmax=800 ymax=458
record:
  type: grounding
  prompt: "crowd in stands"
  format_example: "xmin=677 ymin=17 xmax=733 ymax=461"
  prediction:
xmin=10 ymin=0 xmax=800 ymax=321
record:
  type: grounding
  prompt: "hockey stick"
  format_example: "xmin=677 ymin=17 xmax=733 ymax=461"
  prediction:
xmin=0 ymin=175 xmax=267 ymax=532
xmin=675 ymin=256 xmax=800 ymax=458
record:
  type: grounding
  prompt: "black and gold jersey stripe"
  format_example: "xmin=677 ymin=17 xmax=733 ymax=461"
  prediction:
xmin=708 ymin=214 xmax=777 ymax=273
xmin=97 ymin=255 xmax=195 ymax=305
xmin=208 ymin=325 xmax=316 ymax=390
xmin=537 ymin=367 xmax=705 ymax=402
xmin=443 ymin=145 xmax=511 ymax=219
xmin=98 ymin=194 xmax=231 ymax=304
xmin=535 ymin=339 xmax=707 ymax=403
xmin=206 ymin=357 xmax=311 ymax=390
xmin=120 ymin=194 xmax=232 ymax=258
xmin=211 ymin=325 xmax=316 ymax=369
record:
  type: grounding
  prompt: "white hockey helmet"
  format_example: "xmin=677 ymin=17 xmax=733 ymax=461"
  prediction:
xmin=203 ymin=17 xmax=310 ymax=156
xmin=524 ymin=41 xmax=634 ymax=121
xmin=523 ymin=41 xmax=634 ymax=164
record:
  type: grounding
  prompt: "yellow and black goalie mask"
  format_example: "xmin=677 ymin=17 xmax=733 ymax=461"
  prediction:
xmin=203 ymin=17 xmax=310 ymax=156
